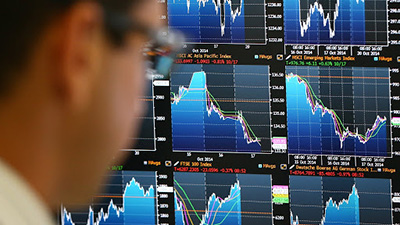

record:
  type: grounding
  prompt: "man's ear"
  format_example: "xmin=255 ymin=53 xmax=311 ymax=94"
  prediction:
xmin=50 ymin=1 xmax=105 ymax=111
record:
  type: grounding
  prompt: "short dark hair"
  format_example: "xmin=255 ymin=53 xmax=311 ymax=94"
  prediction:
xmin=0 ymin=0 xmax=139 ymax=96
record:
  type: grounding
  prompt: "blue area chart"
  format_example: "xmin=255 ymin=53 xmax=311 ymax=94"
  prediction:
xmin=171 ymin=71 xmax=261 ymax=153
xmin=284 ymin=0 xmax=388 ymax=45
xmin=175 ymin=181 xmax=242 ymax=225
xmin=168 ymin=0 xmax=244 ymax=43
xmin=291 ymin=186 xmax=360 ymax=225
xmin=289 ymin=176 xmax=392 ymax=225
xmin=62 ymin=177 xmax=156 ymax=225
xmin=286 ymin=71 xmax=389 ymax=156
xmin=285 ymin=0 xmax=365 ymax=44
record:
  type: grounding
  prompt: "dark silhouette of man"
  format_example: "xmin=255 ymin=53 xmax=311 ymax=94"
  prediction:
xmin=0 ymin=0 xmax=163 ymax=224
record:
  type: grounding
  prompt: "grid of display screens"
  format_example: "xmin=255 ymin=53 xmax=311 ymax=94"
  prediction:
xmin=61 ymin=1 xmax=400 ymax=225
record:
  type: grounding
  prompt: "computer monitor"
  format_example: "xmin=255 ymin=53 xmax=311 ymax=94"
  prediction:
xmin=61 ymin=0 xmax=399 ymax=225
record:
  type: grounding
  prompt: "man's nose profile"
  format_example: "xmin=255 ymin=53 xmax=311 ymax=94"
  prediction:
xmin=0 ymin=0 xmax=161 ymax=224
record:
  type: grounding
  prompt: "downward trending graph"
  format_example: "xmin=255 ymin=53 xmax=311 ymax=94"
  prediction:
xmin=286 ymin=66 xmax=391 ymax=156
xmin=168 ymin=0 xmax=266 ymax=44
xmin=174 ymin=172 xmax=273 ymax=225
xmin=171 ymin=64 xmax=271 ymax=153
xmin=284 ymin=0 xmax=388 ymax=45
xmin=62 ymin=171 xmax=157 ymax=225
xmin=290 ymin=176 xmax=392 ymax=225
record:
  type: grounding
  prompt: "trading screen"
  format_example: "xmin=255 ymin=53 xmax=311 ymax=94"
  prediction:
xmin=61 ymin=0 xmax=400 ymax=224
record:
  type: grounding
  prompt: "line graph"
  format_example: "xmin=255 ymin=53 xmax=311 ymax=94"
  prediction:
xmin=289 ymin=74 xmax=387 ymax=147
xmin=174 ymin=172 xmax=273 ymax=225
xmin=299 ymin=0 xmax=342 ymax=39
xmin=284 ymin=0 xmax=388 ymax=45
xmin=286 ymin=66 xmax=391 ymax=156
xmin=171 ymin=64 xmax=271 ymax=153
xmin=290 ymin=176 xmax=392 ymax=225
xmin=62 ymin=171 xmax=157 ymax=225
xmin=172 ymin=72 xmax=261 ymax=147
xmin=168 ymin=0 xmax=266 ymax=44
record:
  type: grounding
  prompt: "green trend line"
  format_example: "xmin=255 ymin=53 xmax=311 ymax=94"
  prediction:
xmin=174 ymin=179 xmax=241 ymax=225
xmin=288 ymin=74 xmax=387 ymax=143
xmin=171 ymin=87 xmax=260 ymax=144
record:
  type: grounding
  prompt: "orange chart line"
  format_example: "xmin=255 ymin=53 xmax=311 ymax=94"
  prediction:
xmin=140 ymin=99 xmax=154 ymax=102
xmin=300 ymin=75 xmax=389 ymax=80
xmin=171 ymin=98 xmax=270 ymax=104
xmin=95 ymin=195 xmax=156 ymax=199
